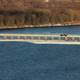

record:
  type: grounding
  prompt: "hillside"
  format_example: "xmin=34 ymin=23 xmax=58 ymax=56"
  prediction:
xmin=49 ymin=0 xmax=80 ymax=24
xmin=0 ymin=0 xmax=80 ymax=28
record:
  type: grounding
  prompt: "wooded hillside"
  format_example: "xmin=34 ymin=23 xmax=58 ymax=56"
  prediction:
xmin=0 ymin=0 xmax=80 ymax=28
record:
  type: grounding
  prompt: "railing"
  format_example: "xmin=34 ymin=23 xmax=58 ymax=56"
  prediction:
xmin=0 ymin=34 xmax=80 ymax=42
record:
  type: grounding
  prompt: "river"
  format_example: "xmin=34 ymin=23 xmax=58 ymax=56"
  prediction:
xmin=0 ymin=26 xmax=80 ymax=80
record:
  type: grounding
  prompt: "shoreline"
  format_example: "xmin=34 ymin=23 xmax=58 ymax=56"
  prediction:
xmin=0 ymin=24 xmax=80 ymax=30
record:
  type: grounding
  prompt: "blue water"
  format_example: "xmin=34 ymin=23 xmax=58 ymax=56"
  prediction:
xmin=0 ymin=27 xmax=80 ymax=34
xmin=0 ymin=27 xmax=80 ymax=80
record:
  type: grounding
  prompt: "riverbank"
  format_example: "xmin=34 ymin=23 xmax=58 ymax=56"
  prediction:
xmin=0 ymin=24 xmax=80 ymax=30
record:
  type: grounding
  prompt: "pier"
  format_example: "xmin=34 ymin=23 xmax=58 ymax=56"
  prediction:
xmin=0 ymin=34 xmax=80 ymax=45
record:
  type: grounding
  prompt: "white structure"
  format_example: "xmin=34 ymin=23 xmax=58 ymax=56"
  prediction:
xmin=0 ymin=33 xmax=80 ymax=45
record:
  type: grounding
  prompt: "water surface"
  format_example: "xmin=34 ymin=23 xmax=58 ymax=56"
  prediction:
xmin=0 ymin=27 xmax=80 ymax=80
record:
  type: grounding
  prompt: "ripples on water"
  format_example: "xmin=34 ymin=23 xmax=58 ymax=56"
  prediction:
xmin=0 ymin=26 xmax=80 ymax=34
xmin=0 ymin=27 xmax=80 ymax=80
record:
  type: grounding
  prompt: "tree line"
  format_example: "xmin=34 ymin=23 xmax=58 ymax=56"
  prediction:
xmin=0 ymin=11 xmax=50 ymax=26
xmin=0 ymin=0 xmax=80 ymax=27
xmin=0 ymin=10 xmax=79 ymax=27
